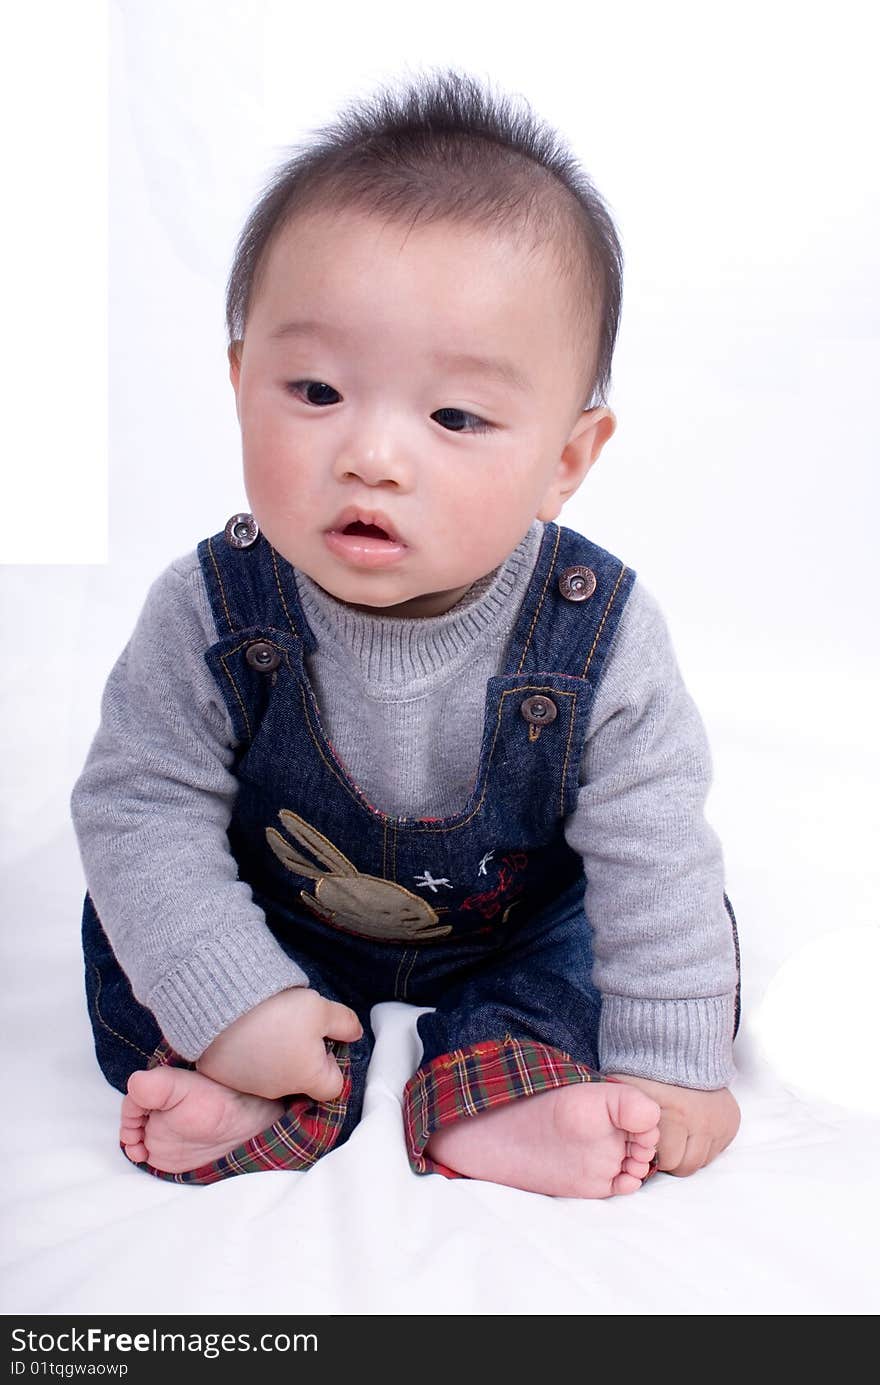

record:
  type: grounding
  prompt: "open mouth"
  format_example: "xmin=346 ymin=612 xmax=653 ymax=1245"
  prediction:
xmin=342 ymin=521 xmax=391 ymax=540
xmin=324 ymin=511 xmax=407 ymax=565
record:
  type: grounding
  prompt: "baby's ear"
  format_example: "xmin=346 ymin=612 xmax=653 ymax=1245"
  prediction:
xmin=228 ymin=342 xmax=243 ymax=421
xmin=574 ymin=406 xmax=616 ymax=466
xmin=539 ymin=407 xmax=617 ymax=518
xmin=228 ymin=340 xmax=243 ymax=383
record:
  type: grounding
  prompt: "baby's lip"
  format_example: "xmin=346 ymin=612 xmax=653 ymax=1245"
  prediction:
xmin=326 ymin=506 xmax=405 ymax=544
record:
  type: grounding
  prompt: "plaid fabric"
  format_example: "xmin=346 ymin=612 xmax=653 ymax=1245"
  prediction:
xmin=119 ymin=1039 xmax=352 ymax=1186
xmin=403 ymin=1036 xmax=660 ymax=1185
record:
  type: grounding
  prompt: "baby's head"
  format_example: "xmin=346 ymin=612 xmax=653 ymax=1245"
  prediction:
xmin=226 ymin=70 xmax=622 ymax=618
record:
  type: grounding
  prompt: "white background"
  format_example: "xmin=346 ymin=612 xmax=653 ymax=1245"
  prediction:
xmin=1 ymin=0 xmax=878 ymax=1316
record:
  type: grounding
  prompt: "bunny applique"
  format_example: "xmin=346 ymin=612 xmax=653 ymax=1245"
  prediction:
xmin=266 ymin=808 xmax=453 ymax=942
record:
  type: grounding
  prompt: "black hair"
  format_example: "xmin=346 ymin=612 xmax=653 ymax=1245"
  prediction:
xmin=225 ymin=68 xmax=623 ymax=409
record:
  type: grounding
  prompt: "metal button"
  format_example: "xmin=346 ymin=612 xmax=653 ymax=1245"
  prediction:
xmin=520 ymin=694 xmax=558 ymax=726
xmin=245 ymin=640 xmax=281 ymax=673
xmin=224 ymin=512 xmax=260 ymax=549
xmin=558 ymin=565 xmax=597 ymax=601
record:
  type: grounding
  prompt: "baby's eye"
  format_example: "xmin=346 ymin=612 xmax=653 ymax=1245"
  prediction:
xmin=432 ymin=407 xmax=493 ymax=435
xmin=285 ymin=380 xmax=341 ymax=406
xmin=286 ymin=383 xmax=492 ymax=434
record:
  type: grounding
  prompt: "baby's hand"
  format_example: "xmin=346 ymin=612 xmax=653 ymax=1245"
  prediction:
xmin=196 ymin=987 xmax=363 ymax=1102
xmin=605 ymin=1073 xmax=740 ymax=1177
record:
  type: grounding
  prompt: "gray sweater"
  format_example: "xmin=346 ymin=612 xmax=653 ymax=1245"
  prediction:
xmin=70 ymin=519 xmax=739 ymax=1088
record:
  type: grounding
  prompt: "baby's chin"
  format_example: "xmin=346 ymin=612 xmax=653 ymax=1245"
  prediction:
xmin=284 ymin=542 xmax=479 ymax=619
xmin=341 ymin=587 xmax=473 ymax=619
xmin=322 ymin=574 xmax=477 ymax=620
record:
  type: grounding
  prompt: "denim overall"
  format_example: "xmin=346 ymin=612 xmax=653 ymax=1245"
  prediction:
xmin=82 ymin=515 xmax=741 ymax=1185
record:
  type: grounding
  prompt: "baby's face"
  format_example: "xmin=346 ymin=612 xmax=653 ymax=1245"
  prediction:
xmin=229 ymin=207 xmax=613 ymax=617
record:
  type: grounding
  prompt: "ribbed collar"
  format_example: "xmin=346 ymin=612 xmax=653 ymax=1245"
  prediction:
xmin=293 ymin=520 xmax=544 ymax=695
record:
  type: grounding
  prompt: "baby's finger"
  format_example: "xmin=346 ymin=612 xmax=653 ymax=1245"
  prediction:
xmin=302 ymin=1044 xmax=348 ymax=1102
xmin=322 ymin=1000 xmax=364 ymax=1043
xmin=674 ymin=1133 xmax=713 ymax=1177
xmin=656 ymin=1117 xmax=688 ymax=1173
xmin=710 ymin=1128 xmax=739 ymax=1167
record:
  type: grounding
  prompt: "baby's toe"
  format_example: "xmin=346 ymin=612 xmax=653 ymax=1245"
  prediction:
xmin=610 ymin=1084 xmax=662 ymax=1137
xmin=628 ymin=1136 xmax=658 ymax=1160
xmin=127 ymin=1064 xmax=186 ymax=1112
xmin=121 ymin=1138 xmax=149 ymax=1163
xmin=622 ymin=1154 xmax=651 ymax=1178
xmin=121 ymin=1090 xmax=148 ymax=1123
xmin=610 ymin=1170 xmax=643 ymax=1195
xmin=119 ymin=1093 xmax=148 ymax=1154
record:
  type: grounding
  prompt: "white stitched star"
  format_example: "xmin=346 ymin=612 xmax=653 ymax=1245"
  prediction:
xmin=413 ymin=869 xmax=453 ymax=893
xmin=477 ymin=851 xmax=495 ymax=876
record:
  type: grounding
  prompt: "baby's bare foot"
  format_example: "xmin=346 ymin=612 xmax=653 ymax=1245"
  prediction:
xmin=425 ymin=1080 xmax=661 ymax=1198
xmin=119 ymin=1067 xmax=285 ymax=1173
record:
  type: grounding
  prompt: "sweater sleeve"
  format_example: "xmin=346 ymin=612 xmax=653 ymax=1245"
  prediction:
xmin=563 ymin=579 xmax=739 ymax=1089
xmin=69 ymin=552 xmax=310 ymax=1061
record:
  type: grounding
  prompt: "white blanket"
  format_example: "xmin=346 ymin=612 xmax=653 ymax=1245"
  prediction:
xmin=2 ymin=823 xmax=877 ymax=1316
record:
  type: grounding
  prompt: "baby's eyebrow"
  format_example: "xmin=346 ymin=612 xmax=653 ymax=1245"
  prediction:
xmin=270 ymin=319 xmax=340 ymax=342
xmin=429 ymin=349 xmax=532 ymax=394
xmin=269 ymin=319 xmax=532 ymax=393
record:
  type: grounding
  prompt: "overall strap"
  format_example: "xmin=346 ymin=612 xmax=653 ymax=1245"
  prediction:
xmin=503 ymin=521 xmax=636 ymax=686
xmin=197 ymin=514 xmax=316 ymax=656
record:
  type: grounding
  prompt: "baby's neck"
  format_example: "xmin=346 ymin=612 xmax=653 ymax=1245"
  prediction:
xmin=343 ymin=581 xmax=477 ymax=620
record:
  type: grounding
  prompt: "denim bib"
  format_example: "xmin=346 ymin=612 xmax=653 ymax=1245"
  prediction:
xmin=199 ymin=516 xmax=634 ymax=960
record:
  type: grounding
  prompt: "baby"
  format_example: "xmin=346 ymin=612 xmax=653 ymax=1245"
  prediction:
xmin=71 ymin=69 xmax=741 ymax=1195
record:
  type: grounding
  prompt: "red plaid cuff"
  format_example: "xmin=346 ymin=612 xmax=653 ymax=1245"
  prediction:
xmin=119 ymin=1039 xmax=352 ymax=1186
